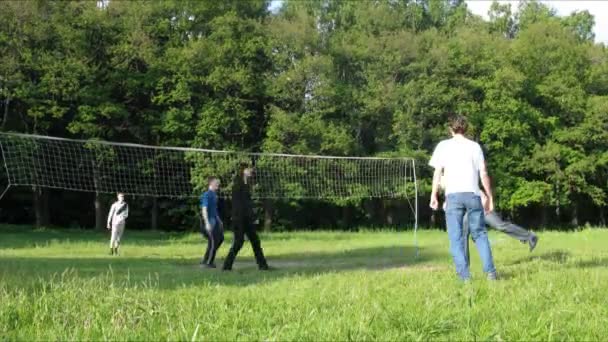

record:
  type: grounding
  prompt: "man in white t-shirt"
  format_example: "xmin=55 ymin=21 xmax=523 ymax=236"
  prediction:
xmin=429 ymin=115 xmax=497 ymax=281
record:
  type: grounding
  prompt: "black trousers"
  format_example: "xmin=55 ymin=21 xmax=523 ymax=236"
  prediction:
xmin=201 ymin=221 xmax=224 ymax=265
xmin=223 ymin=216 xmax=268 ymax=270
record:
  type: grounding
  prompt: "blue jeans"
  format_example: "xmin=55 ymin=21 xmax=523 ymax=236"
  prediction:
xmin=199 ymin=216 xmax=224 ymax=265
xmin=445 ymin=193 xmax=496 ymax=280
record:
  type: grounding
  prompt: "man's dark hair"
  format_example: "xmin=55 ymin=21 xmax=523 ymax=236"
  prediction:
xmin=449 ymin=114 xmax=468 ymax=134
xmin=238 ymin=161 xmax=255 ymax=177
xmin=238 ymin=162 xmax=249 ymax=174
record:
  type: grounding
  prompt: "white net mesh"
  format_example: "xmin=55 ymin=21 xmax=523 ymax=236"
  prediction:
xmin=0 ymin=133 xmax=416 ymax=200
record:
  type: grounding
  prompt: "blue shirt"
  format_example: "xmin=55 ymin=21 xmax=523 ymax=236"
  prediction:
xmin=200 ymin=190 xmax=218 ymax=220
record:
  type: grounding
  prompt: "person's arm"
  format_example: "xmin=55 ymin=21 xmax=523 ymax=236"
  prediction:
xmin=201 ymin=193 xmax=212 ymax=231
xmin=479 ymin=162 xmax=494 ymax=213
xmin=216 ymin=193 xmax=223 ymax=229
xmin=439 ymin=174 xmax=447 ymax=211
xmin=428 ymin=142 xmax=444 ymax=211
xmin=107 ymin=203 xmax=115 ymax=229
xmin=202 ymin=207 xmax=211 ymax=229
xmin=480 ymin=191 xmax=491 ymax=213
xmin=430 ymin=167 xmax=443 ymax=211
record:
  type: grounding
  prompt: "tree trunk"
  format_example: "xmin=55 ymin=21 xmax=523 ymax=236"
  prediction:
xmin=33 ymin=186 xmax=50 ymax=227
xmin=342 ymin=205 xmax=352 ymax=229
xmin=541 ymin=205 xmax=548 ymax=228
xmin=33 ymin=188 xmax=41 ymax=227
xmin=1 ymin=96 xmax=10 ymax=130
xmin=378 ymin=199 xmax=387 ymax=225
xmin=151 ymin=197 xmax=159 ymax=230
xmin=571 ymin=203 xmax=579 ymax=227
xmin=384 ymin=200 xmax=393 ymax=225
xmin=263 ymin=199 xmax=273 ymax=231
xmin=92 ymin=162 xmax=105 ymax=230
xmin=363 ymin=199 xmax=373 ymax=222
xmin=95 ymin=192 xmax=104 ymax=230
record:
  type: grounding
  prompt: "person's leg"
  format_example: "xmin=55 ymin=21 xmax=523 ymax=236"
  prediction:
xmin=445 ymin=194 xmax=470 ymax=280
xmin=466 ymin=195 xmax=496 ymax=278
xmin=245 ymin=219 xmax=268 ymax=269
xmin=207 ymin=222 xmax=224 ymax=266
xmin=201 ymin=228 xmax=212 ymax=265
xmin=463 ymin=213 xmax=470 ymax=268
xmin=110 ymin=226 xmax=121 ymax=254
xmin=109 ymin=229 xmax=116 ymax=255
xmin=485 ymin=211 xmax=537 ymax=246
xmin=223 ymin=219 xmax=246 ymax=270
xmin=114 ymin=224 xmax=125 ymax=255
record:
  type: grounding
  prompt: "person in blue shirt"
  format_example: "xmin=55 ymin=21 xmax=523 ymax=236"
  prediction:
xmin=200 ymin=176 xmax=224 ymax=268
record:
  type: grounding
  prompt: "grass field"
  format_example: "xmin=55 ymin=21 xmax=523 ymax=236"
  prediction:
xmin=1 ymin=225 xmax=607 ymax=341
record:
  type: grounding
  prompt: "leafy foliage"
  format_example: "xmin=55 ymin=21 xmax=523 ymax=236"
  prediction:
xmin=1 ymin=0 xmax=607 ymax=228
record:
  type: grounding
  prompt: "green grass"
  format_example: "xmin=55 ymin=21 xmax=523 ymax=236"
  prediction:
xmin=1 ymin=225 xmax=607 ymax=341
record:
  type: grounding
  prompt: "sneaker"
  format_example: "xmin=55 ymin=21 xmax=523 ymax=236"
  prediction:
xmin=529 ymin=235 xmax=539 ymax=252
xmin=487 ymin=272 xmax=498 ymax=281
xmin=259 ymin=265 xmax=275 ymax=271
xmin=109 ymin=249 xmax=114 ymax=256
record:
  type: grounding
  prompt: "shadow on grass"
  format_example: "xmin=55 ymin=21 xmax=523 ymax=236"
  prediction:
xmin=508 ymin=250 xmax=571 ymax=266
xmin=573 ymin=258 xmax=608 ymax=268
xmin=0 ymin=225 xmax=403 ymax=249
xmin=493 ymin=250 xmax=608 ymax=280
xmin=0 ymin=225 xmax=191 ymax=249
xmin=0 ymin=246 xmax=441 ymax=289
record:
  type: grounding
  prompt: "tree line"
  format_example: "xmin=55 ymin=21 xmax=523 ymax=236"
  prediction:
xmin=1 ymin=0 xmax=607 ymax=230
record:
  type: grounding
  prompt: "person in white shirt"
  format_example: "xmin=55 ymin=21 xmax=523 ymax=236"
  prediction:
xmin=107 ymin=192 xmax=129 ymax=256
xmin=429 ymin=115 xmax=497 ymax=281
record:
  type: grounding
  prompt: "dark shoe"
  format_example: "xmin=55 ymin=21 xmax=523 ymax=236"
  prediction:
xmin=109 ymin=248 xmax=114 ymax=256
xmin=259 ymin=265 xmax=274 ymax=271
xmin=222 ymin=267 xmax=232 ymax=271
xmin=529 ymin=235 xmax=539 ymax=252
xmin=207 ymin=263 xmax=217 ymax=268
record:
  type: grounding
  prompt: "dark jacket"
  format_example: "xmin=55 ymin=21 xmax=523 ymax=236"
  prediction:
xmin=231 ymin=175 xmax=254 ymax=219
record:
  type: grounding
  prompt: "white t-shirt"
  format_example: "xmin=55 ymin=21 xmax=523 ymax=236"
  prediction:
xmin=429 ymin=135 xmax=484 ymax=195
xmin=107 ymin=201 xmax=129 ymax=228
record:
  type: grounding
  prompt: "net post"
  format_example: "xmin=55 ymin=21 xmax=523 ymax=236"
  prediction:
xmin=0 ymin=138 xmax=12 ymax=201
xmin=0 ymin=185 xmax=10 ymax=201
xmin=412 ymin=158 xmax=419 ymax=259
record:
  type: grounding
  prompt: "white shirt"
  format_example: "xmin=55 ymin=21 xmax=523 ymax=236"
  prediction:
xmin=107 ymin=201 xmax=129 ymax=227
xmin=429 ymin=135 xmax=484 ymax=195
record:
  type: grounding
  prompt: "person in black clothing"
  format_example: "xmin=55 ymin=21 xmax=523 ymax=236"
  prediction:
xmin=223 ymin=163 xmax=270 ymax=271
